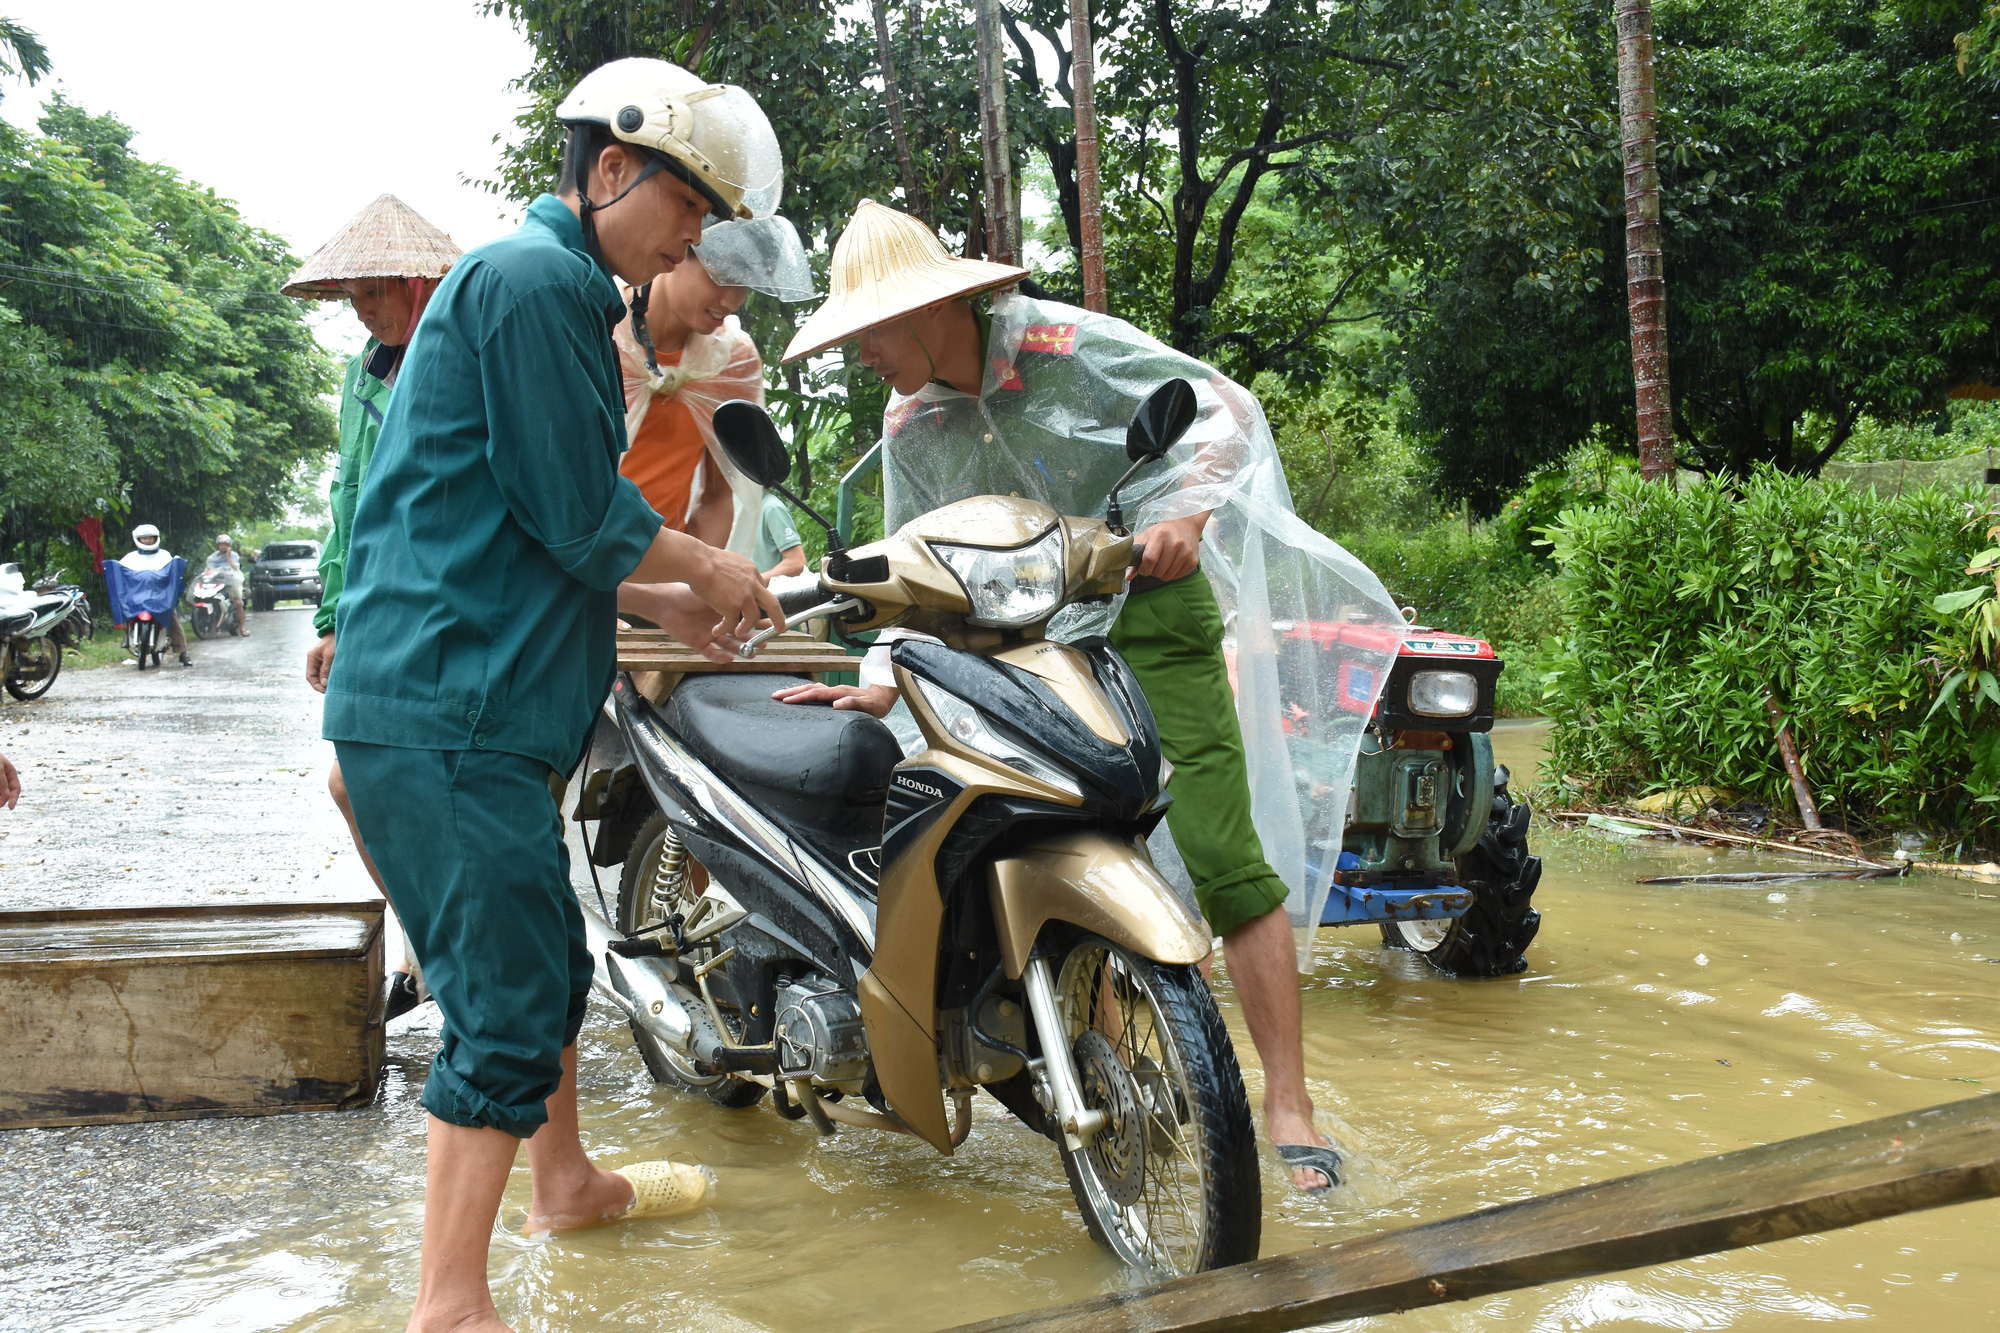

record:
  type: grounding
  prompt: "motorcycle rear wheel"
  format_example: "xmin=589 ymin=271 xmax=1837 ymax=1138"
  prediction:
xmin=1053 ymin=934 xmax=1260 ymax=1277
xmin=1381 ymin=783 xmax=1541 ymax=976
xmin=615 ymin=811 xmax=765 ymax=1108
xmin=4 ymin=639 xmax=59 ymax=701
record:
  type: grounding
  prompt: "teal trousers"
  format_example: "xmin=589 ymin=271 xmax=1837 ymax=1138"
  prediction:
xmin=335 ymin=741 xmax=589 ymax=1138
xmin=1110 ymin=572 xmax=1290 ymax=939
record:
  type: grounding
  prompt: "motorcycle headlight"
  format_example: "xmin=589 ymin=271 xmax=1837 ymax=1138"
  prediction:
xmin=930 ymin=527 xmax=1066 ymax=628
xmin=913 ymin=677 xmax=1082 ymax=798
xmin=1407 ymin=669 xmax=1479 ymax=719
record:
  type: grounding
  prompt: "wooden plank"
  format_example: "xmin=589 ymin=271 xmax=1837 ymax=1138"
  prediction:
xmin=0 ymin=900 xmax=385 ymax=1129
xmin=616 ymin=627 xmax=857 ymax=676
xmin=943 ymin=1096 xmax=2000 ymax=1333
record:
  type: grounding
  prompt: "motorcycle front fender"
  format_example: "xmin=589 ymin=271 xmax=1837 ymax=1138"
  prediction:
xmin=987 ymin=829 xmax=1211 ymax=980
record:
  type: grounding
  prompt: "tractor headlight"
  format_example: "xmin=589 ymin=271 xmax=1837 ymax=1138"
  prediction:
xmin=931 ymin=527 xmax=1065 ymax=628
xmin=1407 ymin=670 xmax=1479 ymax=719
xmin=913 ymin=677 xmax=1082 ymax=797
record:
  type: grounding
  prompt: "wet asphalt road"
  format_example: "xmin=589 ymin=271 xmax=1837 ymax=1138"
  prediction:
xmin=0 ymin=605 xmax=376 ymax=914
xmin=0 ymin=606 xmax=409 ymax=1330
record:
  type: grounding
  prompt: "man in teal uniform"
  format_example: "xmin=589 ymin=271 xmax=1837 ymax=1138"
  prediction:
xmin=284 ymin=193 xmax=461 ymax=1018
xmin=323 ymin=59 xmax=786 ymax=1332
xmin=775 ymin=201 xmax=1402 ymax=1196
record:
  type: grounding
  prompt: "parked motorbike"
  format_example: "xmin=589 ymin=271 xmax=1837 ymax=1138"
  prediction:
xmin=0 ymin=563 xmax=89 ymax=701
xmin=187 ymin=569 xmax=242 ymax=639
xmin=573 ymin=383 xmax=1261 ymax=1277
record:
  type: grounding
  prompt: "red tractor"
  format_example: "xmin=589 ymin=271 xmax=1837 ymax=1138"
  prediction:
xmin=1287 ymin=620 xmax=1542 ymax=976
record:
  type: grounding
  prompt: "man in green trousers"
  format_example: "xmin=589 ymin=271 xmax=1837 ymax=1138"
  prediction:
xmin=772 ymin=200 xmax=1370 ymax=1196
xmin=323 ymin=58 xmax=786 ymax=1333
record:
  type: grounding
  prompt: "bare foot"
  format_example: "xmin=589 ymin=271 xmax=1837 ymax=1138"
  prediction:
xmin=1267 ymin=1103 xmax=1336 ymax=1193
xmin=521 ymin=1163 xmax=637 ymax=1236
xmin=408 ymin=1302 xmax=514 ymax=1333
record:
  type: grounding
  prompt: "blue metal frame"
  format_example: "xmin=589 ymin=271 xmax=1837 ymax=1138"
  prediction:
xmin=1315 ymin=851 xmax=1472 ymax=927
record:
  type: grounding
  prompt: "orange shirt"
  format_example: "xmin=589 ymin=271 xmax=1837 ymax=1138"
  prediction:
xmin=619 ymin=349 xmax=705 ymax=530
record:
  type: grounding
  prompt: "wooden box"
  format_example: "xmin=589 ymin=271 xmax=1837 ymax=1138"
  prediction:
xmin=0 ymin=899 xmax=385 ymax=1129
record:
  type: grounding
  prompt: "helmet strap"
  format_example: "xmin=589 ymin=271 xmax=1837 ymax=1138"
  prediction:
xmin=573 ymin=126 xmax=669 ymax=275
xmin=629 ymin=280 xmax=662 ymax=375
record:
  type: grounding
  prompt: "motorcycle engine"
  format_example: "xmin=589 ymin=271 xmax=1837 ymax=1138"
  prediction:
xmin=772 ymin=977 xmax=869 ymax=1091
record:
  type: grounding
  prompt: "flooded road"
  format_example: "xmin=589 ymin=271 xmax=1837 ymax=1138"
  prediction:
xmin=4 ymin=622 xmax=1995 ymax=1331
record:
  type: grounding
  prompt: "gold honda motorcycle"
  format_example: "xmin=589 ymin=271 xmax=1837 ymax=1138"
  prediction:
xmin=572 ymin=382 xmax=1260 ymax=1276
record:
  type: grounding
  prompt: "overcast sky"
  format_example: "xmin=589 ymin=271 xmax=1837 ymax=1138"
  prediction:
xmin=2 ymin=0 xmax=535 ymax=360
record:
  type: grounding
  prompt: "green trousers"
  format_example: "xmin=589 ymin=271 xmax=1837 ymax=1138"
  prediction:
xmin=335 ymin=741 xmax=590 ymax=1138
xmin=1109 ymin=572 xmax=1290 ymax=939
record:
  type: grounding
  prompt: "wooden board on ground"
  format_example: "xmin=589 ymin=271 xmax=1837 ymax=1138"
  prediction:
xmin=616 ymin=627 xmax=856 ymax=677
xmin=943 ymin=1095 xmax=2000 ymax=1333
xmin=0 ymin=899 xmax=385 ymax=1129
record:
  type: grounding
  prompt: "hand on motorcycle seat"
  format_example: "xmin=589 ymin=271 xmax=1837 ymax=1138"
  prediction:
xmin=770 ymin=682 xmax=898 ymax=718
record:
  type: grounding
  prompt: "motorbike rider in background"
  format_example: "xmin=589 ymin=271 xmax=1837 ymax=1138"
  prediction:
xmin=285 ymin=193 xmax=462 ymax=1021
xmin=118 ymin=525 xmax=192 ymax=667
xmin=203 ymin=535 xmax=249 ymax=637
xmin=775 ymin=200 xmax=1401 ymax=1196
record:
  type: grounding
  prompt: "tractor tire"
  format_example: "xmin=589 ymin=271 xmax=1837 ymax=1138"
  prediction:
xmin=1381 ymin=784 xmax=1541 ymax=977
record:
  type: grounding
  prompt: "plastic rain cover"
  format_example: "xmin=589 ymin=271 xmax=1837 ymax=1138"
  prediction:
xmin=879 ymin=293 xmax=1404 ymax=966
xmin=614 ymin=309 xmax=767 ymax=556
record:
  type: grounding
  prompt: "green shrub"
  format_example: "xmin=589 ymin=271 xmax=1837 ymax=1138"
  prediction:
xmin=1540 ymin=467 xmax=1998 ymax=833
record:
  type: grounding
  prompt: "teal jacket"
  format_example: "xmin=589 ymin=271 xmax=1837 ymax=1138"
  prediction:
xmin=314 ymin=342 xmax=393 ymax=635
xmin=322 ymin=195 xmax=662 ymax=772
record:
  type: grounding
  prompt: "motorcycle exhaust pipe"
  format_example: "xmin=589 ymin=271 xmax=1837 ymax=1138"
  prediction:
xmin=581 ymin=900 xmax=694 ymax=1052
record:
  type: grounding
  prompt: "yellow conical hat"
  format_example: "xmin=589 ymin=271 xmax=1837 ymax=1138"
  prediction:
xmin=282 ymin=194 xmax=462 ymax=299
xmin=781 ymin=200 xmax=1026 ymax=363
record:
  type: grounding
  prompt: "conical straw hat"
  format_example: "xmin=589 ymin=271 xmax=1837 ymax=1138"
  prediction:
xmin=781 ymin=200 xmax=1026 ymax=363
xmin=282 ymin=194 xmax=462 ymax=299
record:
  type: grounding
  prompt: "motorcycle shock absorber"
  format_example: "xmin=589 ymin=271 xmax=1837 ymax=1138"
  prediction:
xmin=649 ymin=824 xmax=689 ymax=919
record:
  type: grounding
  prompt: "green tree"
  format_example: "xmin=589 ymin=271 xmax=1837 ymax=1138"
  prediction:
xmin=0 ymin=98 xmax=335 ymax=576
xmin=1404 ymin=0 xmax=2000 ymax=504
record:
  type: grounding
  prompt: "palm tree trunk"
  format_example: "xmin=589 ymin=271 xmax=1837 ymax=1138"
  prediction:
xmin=1069 ymin=0 xmax=1107 ymax=312
xmin=1617 ymin=0 xmax=1674 ymax=482
xmin=870 ymin=0 xmax=931 ymax=224
xmin=973 ymin=0 xmax=1018 ymax=265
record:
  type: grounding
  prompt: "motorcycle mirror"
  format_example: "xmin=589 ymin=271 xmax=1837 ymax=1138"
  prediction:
xmin=714 ymin=400 xmax=793 ymax=488
xmin=1126 ymin=379 xmax=1199 ymax=463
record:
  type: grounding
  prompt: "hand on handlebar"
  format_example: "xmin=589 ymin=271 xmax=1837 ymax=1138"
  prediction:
xmin=1129 ymin=514 xmax=1206 ymax=584
xmin=686 ymin=545 xmax=785 ymax=645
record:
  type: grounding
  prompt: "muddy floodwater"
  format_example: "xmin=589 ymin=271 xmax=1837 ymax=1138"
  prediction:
xmin=3 ymin=616 xmax=1996 ymax=1331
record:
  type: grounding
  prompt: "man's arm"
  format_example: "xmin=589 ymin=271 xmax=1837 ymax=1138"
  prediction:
xmin=762 ymin=544 xmax=806 ymax=578
xmin=623 ymin=525 xmax=781 ymax=643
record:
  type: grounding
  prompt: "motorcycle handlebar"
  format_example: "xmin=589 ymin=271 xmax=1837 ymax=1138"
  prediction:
xmin=767 ymin=573 xmax=829 ymax=618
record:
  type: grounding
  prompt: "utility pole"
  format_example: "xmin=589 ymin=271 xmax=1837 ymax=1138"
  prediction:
xmin=1069 ymin=0 xmax=1106 ymax=312
xmin=973 ymin=0 xmax=1018 ymax=265
xmin=1617 ymin=0 xmax=1674 ymax=482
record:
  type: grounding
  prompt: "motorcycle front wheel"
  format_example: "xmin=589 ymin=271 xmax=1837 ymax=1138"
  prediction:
xmin=1052 ymin=934 xmax=1260 ymax=1277
xmin=3 ymin=639 xmax=59 ymax=701
xmin=615 ymin=811 xmax=765 ymax=1109
xmin=192 ymin=606 xmax=216 ymax=640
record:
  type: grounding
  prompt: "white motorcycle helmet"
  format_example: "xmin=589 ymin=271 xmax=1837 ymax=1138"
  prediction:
xmin=556 ymin=58 xmax=782 ymax=224
xmin=132 ymin=523 xmax=160 ymax=550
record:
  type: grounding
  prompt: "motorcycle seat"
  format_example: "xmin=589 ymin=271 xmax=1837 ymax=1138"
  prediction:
xmin=661 ymin=673 xmax=901 ymax=854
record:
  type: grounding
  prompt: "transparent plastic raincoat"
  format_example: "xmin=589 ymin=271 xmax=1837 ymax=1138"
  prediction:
xmin=614 ymin=313 xmax=766 ymax=554
xmin=877 ymin=293 xmax=1405 ymax=964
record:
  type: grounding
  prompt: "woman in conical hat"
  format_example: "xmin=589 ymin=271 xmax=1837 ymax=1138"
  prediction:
xmin=284 ymin=193 xmax=460 ymax=1020
xmin=613 ymin=214 xmax=814 ymax=562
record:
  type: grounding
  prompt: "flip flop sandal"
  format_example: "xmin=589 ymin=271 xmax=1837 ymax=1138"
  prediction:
xmin=1276 ymin=1143 xmax=1343 ymax=1196
xmin=616 ymin=1160 xmax=713 ymax=1220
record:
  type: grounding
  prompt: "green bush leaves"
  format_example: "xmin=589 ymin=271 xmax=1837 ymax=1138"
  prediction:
xmin=1543 ymin=468 xmax=1998 ymax=832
